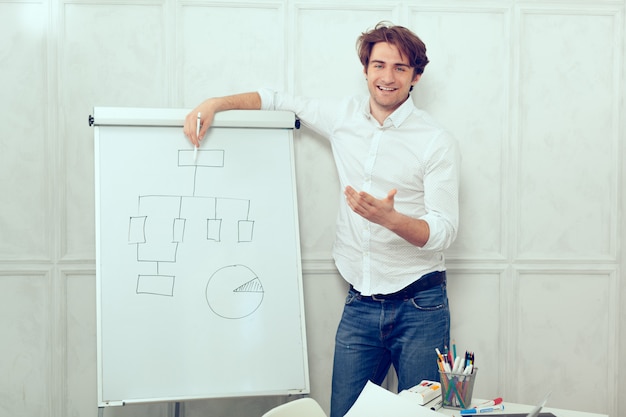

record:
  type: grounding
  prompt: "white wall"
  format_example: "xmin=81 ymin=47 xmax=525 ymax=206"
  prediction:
xmin=0 ymin=1 xmax=623 ymax=417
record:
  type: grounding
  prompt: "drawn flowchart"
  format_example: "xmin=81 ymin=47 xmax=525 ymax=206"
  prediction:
xmin=126 ymin=148 xmax=264 ymax=318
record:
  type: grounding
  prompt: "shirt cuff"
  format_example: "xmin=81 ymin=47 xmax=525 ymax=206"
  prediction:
xmin=257 ymin=88 xmax=276 ymax=111
xmin=420 ymin=214 xmax=456 ymax=251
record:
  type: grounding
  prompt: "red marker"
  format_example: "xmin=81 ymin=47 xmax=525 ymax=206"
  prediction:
xmin=475 ymin=398 xmax=503 ymax=408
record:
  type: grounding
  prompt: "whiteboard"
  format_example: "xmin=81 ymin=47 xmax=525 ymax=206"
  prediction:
xmin=93 ymin=107 xmax=309 ymax=406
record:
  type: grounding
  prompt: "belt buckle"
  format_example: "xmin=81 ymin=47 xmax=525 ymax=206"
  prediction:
xmin=372 ymin=291 xmax=407 ymax=301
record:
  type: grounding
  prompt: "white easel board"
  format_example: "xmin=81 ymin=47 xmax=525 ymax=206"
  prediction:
xmin=93 ymin=107 xmax=309 ymax=406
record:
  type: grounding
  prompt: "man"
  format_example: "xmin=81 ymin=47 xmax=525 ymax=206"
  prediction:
xmin=184 ymin=22 xmax=460 ymax=417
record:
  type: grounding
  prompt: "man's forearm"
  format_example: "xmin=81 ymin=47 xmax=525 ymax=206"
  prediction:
xmin=208 ymin=91 xmax=262 ymax=113
xmin=385 ymin=212 xmax=430 ymax=248
xmin=185 ymin=92 xmax=262 ymax=145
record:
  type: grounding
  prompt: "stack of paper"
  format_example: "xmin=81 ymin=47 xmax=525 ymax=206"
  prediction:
xmin=344 ymin=381 xmax=447 ymax=417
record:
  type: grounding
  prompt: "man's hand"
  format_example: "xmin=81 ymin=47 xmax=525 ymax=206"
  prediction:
xmin=344 ymin=186 xmax=398 ymax=227
xmin=183 ymin=99 xmax=217 ymax=147
xmin=182 ymin=92 xmax=262 ymax=147
xmin=344 ymin=185 xmax=430 ymax=247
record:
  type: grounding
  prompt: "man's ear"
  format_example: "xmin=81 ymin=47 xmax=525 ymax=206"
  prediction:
xmin=412 ymin=73 xmax=422 ymax=86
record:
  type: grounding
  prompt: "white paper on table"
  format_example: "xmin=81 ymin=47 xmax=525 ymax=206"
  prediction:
xmin=343 ymin=381 xmax=448 ymax=417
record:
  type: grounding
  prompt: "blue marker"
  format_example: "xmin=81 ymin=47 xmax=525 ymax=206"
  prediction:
xmin=460 ymin=404 xmax=504 ymax=415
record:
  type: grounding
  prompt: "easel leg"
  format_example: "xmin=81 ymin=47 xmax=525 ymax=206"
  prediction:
xmin=174 ymin=401 xmax=183 ymax=417
xmin=98 ymin=407 xmax=104 ymax=417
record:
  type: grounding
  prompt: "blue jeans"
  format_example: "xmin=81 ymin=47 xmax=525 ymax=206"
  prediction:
xmin=330 ymin=277 xmax=450 ymax=417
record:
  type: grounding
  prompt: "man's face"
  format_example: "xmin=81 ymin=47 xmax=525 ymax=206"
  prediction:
xmin=364 ymin=42 xmax=420 ymax=119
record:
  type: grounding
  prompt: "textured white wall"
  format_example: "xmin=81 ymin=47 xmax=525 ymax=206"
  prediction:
xmin=0 ymin=1 xmax=623 ymax=417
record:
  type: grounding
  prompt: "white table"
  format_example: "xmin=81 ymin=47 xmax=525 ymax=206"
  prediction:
xmin=436 ymin=400 xmax=607 ymax=417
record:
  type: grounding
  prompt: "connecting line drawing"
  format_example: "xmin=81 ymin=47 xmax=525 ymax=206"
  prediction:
xmin=126 ymin=148 xmax=264 ymax=317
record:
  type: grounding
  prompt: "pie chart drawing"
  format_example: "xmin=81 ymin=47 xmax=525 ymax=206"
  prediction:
xmin=205 ymin=264 xmax=264 ymax=319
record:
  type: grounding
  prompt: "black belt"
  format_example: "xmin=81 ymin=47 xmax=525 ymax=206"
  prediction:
xmin=350 ymin=271 xmax=446 ymax=301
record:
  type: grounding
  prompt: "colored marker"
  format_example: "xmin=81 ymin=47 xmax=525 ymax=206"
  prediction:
xmin=460 ymin=404 xmax=504 ymax=415
xmin=194 ymin=112 xmax=201 ymax=162
xmin=428 ymin=398 xmax=443 ymax=411
xmin=463 ymin=364 xmax=473 ymax=375
xmin=452 ymin=356 xmax=463 ymax=373
xmin=475 ymin=398 xmax=503 ymax=408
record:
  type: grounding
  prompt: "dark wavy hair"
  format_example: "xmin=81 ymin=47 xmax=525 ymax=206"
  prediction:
xmin=356 ymin=21 xmax=429 ymax=76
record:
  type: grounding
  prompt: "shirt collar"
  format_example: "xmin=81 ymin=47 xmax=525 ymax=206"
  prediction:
xmin=361 ymin=95 xmax=416 ymax=128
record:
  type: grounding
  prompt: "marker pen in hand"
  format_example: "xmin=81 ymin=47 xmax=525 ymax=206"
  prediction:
xmin=194 ymin=112 xmax=201 ymax=162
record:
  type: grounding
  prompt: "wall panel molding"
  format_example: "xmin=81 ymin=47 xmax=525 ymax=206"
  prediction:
xmin=0 ymin=271 xmax=53 ymax=417
xmin=511 ymin=268 xmax=616 ymax=412
xmin=514 ymin=5 xmax=621 ymax=263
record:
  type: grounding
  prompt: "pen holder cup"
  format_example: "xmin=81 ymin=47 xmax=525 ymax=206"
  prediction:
xmin=439 ymin=368 xmax=478 ymax=409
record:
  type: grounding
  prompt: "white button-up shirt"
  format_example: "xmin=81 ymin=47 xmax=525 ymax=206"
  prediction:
xmin=259 ymin=88 xmax=460 ymax=295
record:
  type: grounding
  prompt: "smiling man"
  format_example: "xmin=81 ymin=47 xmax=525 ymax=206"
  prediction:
xmin=184 ymin=22 xmax=461 ymax=417
xmin=363 ymin=40 xmax=422 ymax=123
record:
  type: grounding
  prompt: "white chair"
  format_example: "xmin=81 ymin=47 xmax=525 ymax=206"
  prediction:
xmin=261 ymin=397 xmax=327 ymax=417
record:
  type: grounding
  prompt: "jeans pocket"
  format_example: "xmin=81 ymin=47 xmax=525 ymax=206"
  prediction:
xmin=345 ymin=291 xmax=358 ymax=305
xmin=410 ymin=284 xmax=446 ymax=311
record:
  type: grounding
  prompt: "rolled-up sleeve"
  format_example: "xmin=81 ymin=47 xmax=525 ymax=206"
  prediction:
xmin=419 ymin=131 xmax=461 ymax=251
xmin=257 ymin=88 xmax=277 ymax=111
xmin=256 ymin=88 xmax=340 ymax=139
